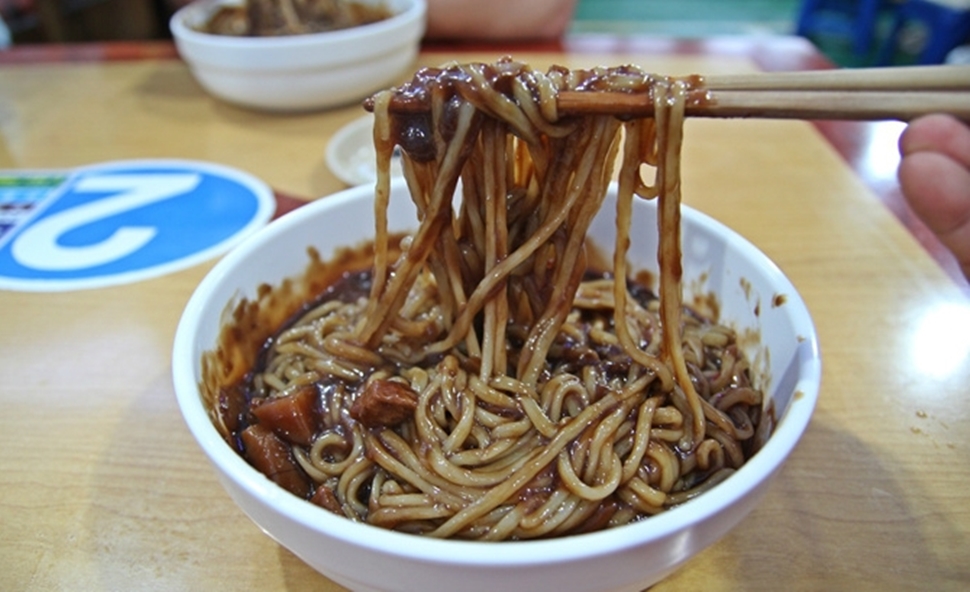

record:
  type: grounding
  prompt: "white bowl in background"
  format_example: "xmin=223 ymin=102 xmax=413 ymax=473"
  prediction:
xmin=170 ymin=0 xmax=426 ymax=112
xmin=172 ymin=180 xmax=821 ymax=592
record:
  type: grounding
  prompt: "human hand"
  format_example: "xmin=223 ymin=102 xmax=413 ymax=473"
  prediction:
xmin=898 ymin=114 xmax=970 ymax=280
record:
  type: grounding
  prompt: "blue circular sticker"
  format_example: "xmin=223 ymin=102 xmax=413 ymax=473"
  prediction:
xmin=0 ymin=159 xmax=276 ymax=291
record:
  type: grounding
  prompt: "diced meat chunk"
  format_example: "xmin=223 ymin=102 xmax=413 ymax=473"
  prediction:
xmin=241 ymin=424 xmax=310 ymax=498
xmin=251 ymin=385 xmax=320 ymax=446
xmin=310 ymin=485 xmax=343 ymax=515
xmin=349 ymin=379 xmax=418 ymax=428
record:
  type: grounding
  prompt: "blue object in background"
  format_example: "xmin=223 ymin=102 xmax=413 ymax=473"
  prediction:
xmin=795 ymin=0 xmax=890 ymax=55
xmin=877 ymin=0 xmax=970 ymax=65
xmin=0 ymin=160 xmax=275 ymax=291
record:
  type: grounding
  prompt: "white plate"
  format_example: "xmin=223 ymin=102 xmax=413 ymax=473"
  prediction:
xmin=326 ymin=115 xmax=404 ymax=186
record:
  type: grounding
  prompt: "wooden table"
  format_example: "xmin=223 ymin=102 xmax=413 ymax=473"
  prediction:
xmin=1 ymin=36 xmax=968 ymax=590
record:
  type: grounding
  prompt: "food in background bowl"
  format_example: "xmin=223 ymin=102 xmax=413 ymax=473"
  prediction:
xmin=172 ymin=61 xmax=820 ymax=589
xmin=200 ymin=0 xmax=393 ymax=36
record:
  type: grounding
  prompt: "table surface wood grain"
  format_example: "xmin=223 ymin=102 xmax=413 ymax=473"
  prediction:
xmin=1 ymin=36 xmax=968 ymax=591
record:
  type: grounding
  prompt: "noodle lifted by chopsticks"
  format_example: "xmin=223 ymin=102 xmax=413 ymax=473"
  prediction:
xmin=233 ymin=59 xmax=770 ymax=539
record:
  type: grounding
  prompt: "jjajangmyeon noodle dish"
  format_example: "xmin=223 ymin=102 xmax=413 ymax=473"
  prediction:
xmin=202 ymin=59 xmax=773 ymax=541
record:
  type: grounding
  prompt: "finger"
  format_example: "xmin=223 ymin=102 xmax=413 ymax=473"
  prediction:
xmin=899 ymin=114 xmax=970 ymax=169
xmin=899 ymin=151 xmax=970 ymax=278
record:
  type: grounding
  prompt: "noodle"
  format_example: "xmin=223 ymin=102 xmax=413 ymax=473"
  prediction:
xmin=216 ymin=58 xmax=770 ymax=540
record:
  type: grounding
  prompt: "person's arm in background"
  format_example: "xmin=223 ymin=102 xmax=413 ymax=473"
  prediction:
xmin=898 ymin=114 xmax=970 ymax=280
xmin=424 ymin=0 xmax=576 ymax=40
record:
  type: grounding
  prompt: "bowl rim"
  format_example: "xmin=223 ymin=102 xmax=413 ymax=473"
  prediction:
xmin=172 ymin=180 xmax=821 ymax=567
xmin=170 ymin=0 xmax=427 ymax=50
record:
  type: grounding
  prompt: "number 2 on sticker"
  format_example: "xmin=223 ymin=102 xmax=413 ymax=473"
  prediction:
xmin=11 ymin=173 xmax=200 ymax=271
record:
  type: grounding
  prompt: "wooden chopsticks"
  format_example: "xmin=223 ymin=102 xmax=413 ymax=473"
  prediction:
xmin=700 ymin=64 xmax=970 ymax=91
xmin=556 ymin=89 xmax=970 ymax=121
xmin=557 ymin=65 xmax=970 ymax=121
xmin=367 ymin=65 xmax=970 ymax=122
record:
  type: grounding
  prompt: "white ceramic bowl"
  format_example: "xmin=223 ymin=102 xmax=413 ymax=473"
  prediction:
xmin=169 ymin=0 xmax=426 ymax=112
xmin=172 ymin=180 xmax=821 ymax=592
